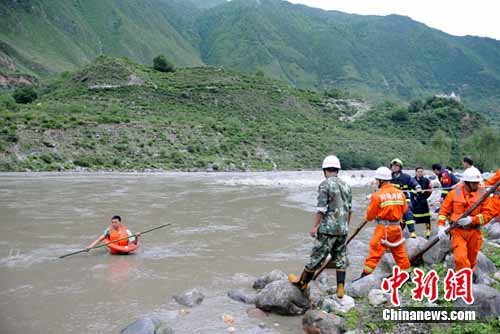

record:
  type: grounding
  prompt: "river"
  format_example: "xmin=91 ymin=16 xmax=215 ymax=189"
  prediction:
xmin=0 ymin=171 xmax=438 ymax=333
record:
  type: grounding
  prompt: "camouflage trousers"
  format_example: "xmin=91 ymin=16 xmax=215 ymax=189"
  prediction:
xmin=305 ymin=233 xmax=348 ymax=271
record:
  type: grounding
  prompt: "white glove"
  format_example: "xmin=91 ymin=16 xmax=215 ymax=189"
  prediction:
xmin=437 ymin=226 xmax=447 ymax=241
xmin=457 ymin=216 xmax=473 ymax=227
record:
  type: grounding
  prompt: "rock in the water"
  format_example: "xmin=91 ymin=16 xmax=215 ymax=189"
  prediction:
xmin=246 ymin=307 xmax=268 ymax=319
xmin=228 ymin=288 xmax=257 ymax=304
xmin=230 ymin=273 xmax=257 ymax=285
xmin=346 ymin=274 xmax=383 ymax=298
xmin=320 ymin=295 xmax=355 ymax=314
xmin=303 ymin=310 xmax=345 ymax=334
xmin=306 ymin=281 xmax=324 ymax=309
xmin=255 ymin=279 xmax=309 ymax=316
xmin=121 ymin=317 xmax=173 ymax=334
xmin=368 ymin=289 xmax=389 ymax=306
xmin=253 ymin=270 xmax=287 ymax=290
xmin=453 ymin=284 xmax=500 ymax=318
xmin=173 ymin=288 xmax=205 ymax=307
xmin=446 ymin=252 xmax=496 ymax=275
xmin=485 ymin=221 xmax=500 ymax=239
xmin=494 ymin=272 xmax=500 ymax=282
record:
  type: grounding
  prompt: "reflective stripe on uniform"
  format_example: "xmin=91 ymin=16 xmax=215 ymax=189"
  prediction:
xmin=414 ymin=212 xmax=431 ymax=218
xmin=380 ymin=200 xmax=406 ymax=208
xmin=405 ymin=220 xmax=415 ymax=225
xmin=364 ymin=265 xmax=374 ymax=273
xmin=438 ymin=215 xmax=448 ymax=221
xmin=478 ymin=214 xmax=485 ymax=225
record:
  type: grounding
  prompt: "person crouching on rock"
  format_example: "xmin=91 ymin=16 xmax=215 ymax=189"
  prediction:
xmin=289 ymin=155 xmax=352 ymax=298
xmin=86 ymin=215 xmax=139 ymax=251
xmin=357 ymin=167 xmax=411 ymax=280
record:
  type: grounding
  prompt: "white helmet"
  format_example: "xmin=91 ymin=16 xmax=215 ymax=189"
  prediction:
xmin=374 ymin=166 xmax=392 ymax=181
xmin=462 ymin=167 xmax=482 ymax=182
xmin=322 ymin=155 xmax=341 ymax=169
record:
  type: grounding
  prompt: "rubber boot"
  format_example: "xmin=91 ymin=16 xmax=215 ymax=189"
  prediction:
xmin=473 ymin=272 xmax=478 ymax=284
xmin=336 ymin=270 xmax=346 ymax=299
xmin=425 ymin=223 xmax=431 ymax=239
xmin=410 ymin=231 xmax=417 ymax=238
xmin=288 ymin=269 xmax=315 ymax=291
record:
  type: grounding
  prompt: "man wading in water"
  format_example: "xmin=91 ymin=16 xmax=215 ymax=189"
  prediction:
xmin=289 ymin=155 xmax=352 ymax=298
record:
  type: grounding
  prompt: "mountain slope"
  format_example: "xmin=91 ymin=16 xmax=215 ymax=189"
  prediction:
xmin=1 ymin=56 xmax=491 ymax=172
xmin=197 ymin=0 xmax=500 ymax=116
xmin=0 ymin=0 xmax=202 ymax=75
xmin=1 ymin=0 xmax=499 ymax=123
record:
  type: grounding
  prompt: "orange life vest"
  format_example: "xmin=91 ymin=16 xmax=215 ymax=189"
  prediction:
xmin=109 ymin=225 xmax=129 ymax=246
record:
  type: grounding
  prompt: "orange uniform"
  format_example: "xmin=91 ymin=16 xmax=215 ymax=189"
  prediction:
xmin=438 ymin=183 xmax=495 ymax=271
xmin=363 ymin=183 xmax=411 ymax=274
xmin=486 ymin=170 xmax=500 ymax=220
xmin=108 ymin=225 xmax=130 ymax=246
xmin=485 ymin=169 xmax=500 ymax=186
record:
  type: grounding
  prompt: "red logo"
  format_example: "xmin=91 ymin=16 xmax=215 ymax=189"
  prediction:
xmin=381 ymin=266 xmax=410 ymax=306
xmin=444 ymin=268 xmax=474 ymax=305
xmin=411 ymin=268 xmax=439 ymax=303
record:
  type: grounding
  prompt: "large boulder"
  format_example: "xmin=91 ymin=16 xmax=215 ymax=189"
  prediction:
xmin=253 ymin=270 xmax=287 ymax=290
xmin=173 ymin=288 xmax=204 ymax=307
xmin=422 ymin=237 xmax=450 ymax=266
xmin=485 ymin=221 xmax=500 ymax=239
xmin=255 ymin=279 xmax=309 ymax=316
xmin=405 ymin=237 xmax=428 ymax=260
xmin=346 ymin=274 xmax=383 ymax=298
xmin=320 ymin=295 xmax=356 ymax=314
xmin=305 ymin=281 xmax=324 ymax=309
xmin=368 ymin=289 xmax=390 ymax=306
xmin=303 ymin=310 xmax=345 ymax=334
xmin=228 ymin=288 xmax=258 ymax=304
xmin=453 ymin=284 xmax=500 ymax=318
xmin=120 ymin=317 xmax=173 ymax=334
xmin=445 ymin=252 xmax=496 ymax=275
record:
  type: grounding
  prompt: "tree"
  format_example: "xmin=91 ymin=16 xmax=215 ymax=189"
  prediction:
xmin=153 ymin=55 xmax=175 ymax=73
xmin=416 ymin=129 xmax=452 ymax=167
xmin=12 ymin=86 xmax=37 ymax=104
xmin=463 ymin=128 xmax=500 ymax=172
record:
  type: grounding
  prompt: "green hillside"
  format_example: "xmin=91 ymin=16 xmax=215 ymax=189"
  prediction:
xmin=0 ymin=0 xmax=202 ymax=75
xmin=2 ymin=56 xmax=497 ymax=172
xmin=1 ymin=0 xmax=499 ymax=124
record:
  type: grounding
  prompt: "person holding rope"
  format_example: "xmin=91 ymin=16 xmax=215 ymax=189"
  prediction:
xmin=437 ymin=167 xmax=495 ymax=281
xmin=411 ymin=166 xmax=433 ymax=239
xmin=357 ymin=166 xmax=411 ymax=280
xmin=288 ymin=155 xmax=352 ymax=298
xmin=390 ymin=158 xmax=420 ymax=238
xmin=86 ymin=215 xmax=140 ymax=252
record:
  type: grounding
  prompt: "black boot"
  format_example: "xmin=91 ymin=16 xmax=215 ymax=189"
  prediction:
xmin=473 ymin=272 xmax=478 ymax=284
xmin=288 ymin=269 xmax=315 ymax=291
xmin=336 ymin=270 xmax=346 ymax=298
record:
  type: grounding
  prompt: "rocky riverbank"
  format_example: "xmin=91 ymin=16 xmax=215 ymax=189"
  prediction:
xmin=120 ymin=221 xmax=500 ymax=334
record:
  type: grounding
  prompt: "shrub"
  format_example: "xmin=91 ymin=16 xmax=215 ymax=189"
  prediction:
xmin=13 ymin=86 xmax=38 ymax=104
xmin=153 ymin=55 xmax=175 ymax=73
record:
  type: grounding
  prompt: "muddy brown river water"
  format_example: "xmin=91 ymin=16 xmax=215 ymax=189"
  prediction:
xmin=0 ymin=171 xmax=436 ymax=333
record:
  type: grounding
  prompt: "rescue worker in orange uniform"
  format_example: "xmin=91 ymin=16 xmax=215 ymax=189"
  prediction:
xmin=437 ymin=167 xmax=495 ymax=278
xmin=86 ymin=215 xmax=140 ymax=251
xmin=357 ymin=166 xmax=411 ymax=279
xmin=485 ymin=168 xmax=500 ymax=221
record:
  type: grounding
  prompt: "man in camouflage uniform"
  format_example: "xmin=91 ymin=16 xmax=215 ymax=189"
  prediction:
xmin=289 ymin=155 xmax=352 ymax=298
